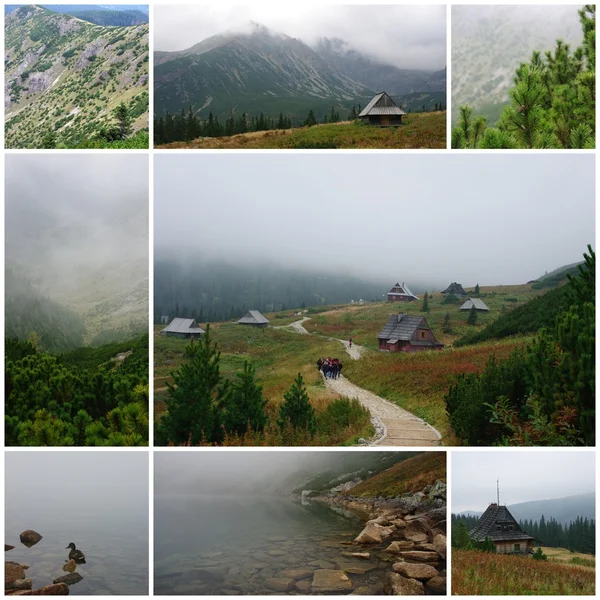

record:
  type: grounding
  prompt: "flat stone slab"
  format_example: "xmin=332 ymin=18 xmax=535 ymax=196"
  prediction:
xmin=264 ymin=578 xmax=295 ymax=592
xmin=399 ymin=551 xmax=440 ymax=562
xmin=311 ymin=570 xmax=353 ymax=593
xmin=393 ymin=562 xmax=438 ymax=580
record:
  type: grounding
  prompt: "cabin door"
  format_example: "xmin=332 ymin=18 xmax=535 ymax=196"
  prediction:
xmin=380 ymin=116 xmax=390 ymax=126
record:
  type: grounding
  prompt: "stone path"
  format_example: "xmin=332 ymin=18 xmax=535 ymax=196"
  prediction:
xmin=280 ymin=319 xmax=441 ymax=446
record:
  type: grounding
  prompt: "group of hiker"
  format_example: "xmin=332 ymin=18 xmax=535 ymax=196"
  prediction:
xmin=317 ymin=357 xmax=343 ymax=379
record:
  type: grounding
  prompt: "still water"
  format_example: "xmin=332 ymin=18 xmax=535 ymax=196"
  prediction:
xmin=155 ymin=494 xmax=388 ymax=595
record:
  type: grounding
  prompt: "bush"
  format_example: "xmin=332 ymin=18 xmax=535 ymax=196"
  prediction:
xmin=317 ymin=397 xmax=370 ymax=435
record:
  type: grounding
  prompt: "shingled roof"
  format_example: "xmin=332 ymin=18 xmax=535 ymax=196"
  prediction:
xmin=470 ymin=504 xmax=535 ymax=543
xmin=161 ymin=317 xmax=205 ymax=335
xmin=442 ymin=282 xmax=467 ymax=296
xmin=388 ymin=282 xmax=419 ymax=300
xmin=460 ymin=297 xmax=490 ymax=311
xmin=237 ymin=310 xmax=270 ymax=325
xmin=359 ymin=92 xmax=406 ymax=117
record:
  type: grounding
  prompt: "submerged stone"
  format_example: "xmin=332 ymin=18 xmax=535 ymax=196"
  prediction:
xmin=311 ymin=570 xmax=353 ymax=593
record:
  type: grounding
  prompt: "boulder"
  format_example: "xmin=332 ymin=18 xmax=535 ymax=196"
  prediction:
xmin=386 ymin=541 xmax=415 ymax=553
xmin=11 ymin=579 xmax=32 ymax=591
xmin=62 ymin=561 xmax=76 ymax=573
xmin=368 ymin=516 xmax=391 ymax=526
xmin=393 ymin=562 xmax=438 ymax=581
xmin=7 ymin=584 xmax=69 ymax=595
xmin=5 ymin=545 xmax=15 ymax=552
xmin=19 ymin=532 xmax=42 ymax=547
xmin=264 ymin=578 xmax=295 ymax=592
xmin=399 ymin=551 xmax=439 ymax=563
xmin=405 ymin=532 xmax=428 ymax=543
xmin=384 ymin=572 xmax=424 ymax=595
xmin=295 ymin=579 xmax=312 ymax=593
xmin=354 ymin=522 xmax=387 ymax=544
xmin=391 ymin=519 xmax=406 ymax=528
xmin=414 ymin=543 xmax=436 ymax=552
xmin=425 ymin=576 xmax=447 ymax=595
xmin=52 ymin=574 xmax=82 ymax=586
xmin=311 ymin=570 xmax=353 ymax=593
xmin=433 ymin=534 xmax=446 ymax=559
xmin=6 ymin=562 xmax=26 ymax=587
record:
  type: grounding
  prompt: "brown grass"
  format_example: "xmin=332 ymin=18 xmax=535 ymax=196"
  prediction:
xmin=452 ymin=549 xmax=595 ymax=595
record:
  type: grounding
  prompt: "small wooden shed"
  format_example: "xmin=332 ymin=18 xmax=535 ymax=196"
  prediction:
xmin=442 ymin=282 xmax=467 ymax=296
xmin=469 ymin=503 xmax=535 ymax=555
xmin=237 ymin=310 xmax=270 ymax=328
xmin=160 ymin=317 xmax=205 ymax=339
xmin=377 ymin=313 xmax=444 ymax=353
xmin=387 ymin=282 xmax=419 ymax=303
xmin=459 ymin=298 xmax=489 ymax=312
xmin=358 ymin=92 xmax=405 ymax=126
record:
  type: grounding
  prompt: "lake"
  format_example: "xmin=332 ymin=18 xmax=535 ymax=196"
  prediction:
xmin=154 ymin=494 xmax=389 ymax=595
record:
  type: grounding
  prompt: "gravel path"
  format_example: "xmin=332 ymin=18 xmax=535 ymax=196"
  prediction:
xmin=278 ymin=319 xmax=441 ymax=446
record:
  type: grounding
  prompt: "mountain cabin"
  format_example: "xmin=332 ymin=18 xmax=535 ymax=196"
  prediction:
xmin=387 ymin=282 xmax=419 ymax=302
xmin=160 ymin=317 xmax=205 ymax=339
xmin=469 ymin=503 xmax=535 ymax=555
xmin=237 ymin=310 xmax=270 ymax=328
xmin=377 ymin=313 xmax=444 ymax=352
xmin=442 ymin=282 xmax=467 ymax=297
xmin=459 ymin=297 xmax=490 ymax=312
xmin=358 ymin=92 xmax=405 ymax=127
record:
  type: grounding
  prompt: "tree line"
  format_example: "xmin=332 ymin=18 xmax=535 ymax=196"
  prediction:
xmin=154 ymin=258 xmax=384 ymax=325
xmin=5 ymin=335 xmax=149 ymax=446
xmin=452 ymin=513 xmax=595 ymax=555
xmin=445 ymin=245 xmax=594 ymax=446
xmin=155 ymin=327 xmax=371 ymax=446
xmin=453 ymin=5 xmax=595 ymax=149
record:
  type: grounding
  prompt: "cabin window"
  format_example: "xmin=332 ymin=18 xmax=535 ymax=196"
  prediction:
xmin=420 ymin=331 xmax=427 ymax=339
xmin=513 ymin=544 xmax=520 ymax=552
xmin=508 ymin=525 xmax=514 ymax=531
xmin=496 ymin=525 xmax=502 ymax=531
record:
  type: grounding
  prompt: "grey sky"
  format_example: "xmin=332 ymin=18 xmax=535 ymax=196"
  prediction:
xmin=6 ymin=154 xmax=148 ymax=303
xmin=155 ymin=153 xmax=594 ymax=288
xmin=6 ymin=452 xmax=149 ymax=522
xmin=154 ymin=4 xmax=446 ymax=70
xmin=452 ymin=451 xmax=595 ymax=514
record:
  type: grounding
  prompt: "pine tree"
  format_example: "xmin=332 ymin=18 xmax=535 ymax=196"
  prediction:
xmin=222 ymin=362 xmax=268 ymax=435
xmin=467 ymin=306 xmax=478 ymax=325
xmin=421 ymin=292 xmax=430 ymax=313
xmin=41 ymin=130 xmax=57 ymax=149
xmin=474 ymin=283 xmax=480 ymax=296
xmin=156 ymin=326 xmax=228 ymax=445
xmin=278 ymin=373 xmax=317 ymax=434
xmin=442 ymin=312 xmax=452 ymax=334
xmin=113 ymin=102 xmax=132 ymax=139
xmin=453 ymin=521 xmax=472 ymax=549
xmin=304 ymin=110 xmax=317 ymax=127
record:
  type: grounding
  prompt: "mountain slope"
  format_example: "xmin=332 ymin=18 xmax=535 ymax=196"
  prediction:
xmin=5 ymin=5 xmax=149 ymax=148
xmin=154 ymin=23 xmax=374 ymax=119
xmin=315 ymin=37 xmax=446 ymax=96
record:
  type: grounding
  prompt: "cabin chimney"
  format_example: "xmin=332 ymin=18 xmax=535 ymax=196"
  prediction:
xmin=397 ymin=312 xmax=404 ymax=322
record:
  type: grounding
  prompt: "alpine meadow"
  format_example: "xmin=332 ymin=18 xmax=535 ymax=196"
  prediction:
xmin=5 ymin=155 xmax=149 ymax=446
xmin=452 ymin=4 xmax=595 ymax=149
xmin=153 ymin=153 xmax=595 ymax=448
xmin=153 ymin=5 xmax=446 ymax=149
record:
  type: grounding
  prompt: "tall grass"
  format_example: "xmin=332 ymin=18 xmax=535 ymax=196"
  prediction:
xmin=452 ymin=549 xmax=595 ymax=595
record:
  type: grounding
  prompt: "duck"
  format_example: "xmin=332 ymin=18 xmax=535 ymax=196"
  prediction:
xmin=65 ymin=543 xmax=86 ymax=563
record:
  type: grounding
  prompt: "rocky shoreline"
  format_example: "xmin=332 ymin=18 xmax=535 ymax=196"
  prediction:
xmin=307 ymin=480 xmax=447 ymax=595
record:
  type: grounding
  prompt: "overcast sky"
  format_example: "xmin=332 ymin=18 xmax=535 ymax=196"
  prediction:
xmin=154 ymin=5 xmax=446 ymax=70
xmin=155 ymin=154 xmax=594 ymax=288
xmin=452 ymin=451 xmax=595 ymax=514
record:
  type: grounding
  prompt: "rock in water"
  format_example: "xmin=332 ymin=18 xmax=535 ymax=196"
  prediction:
xmin=311 ymin=570 xmax=353 ymax=593
xmin=384 ymin=572 xmax=424 ymax=595
xmin=11 ymin=579 xmax=32 ymax=591
xmin=6 ymin=562 xmax=26 ymax=588
xmin=393 ymin=562 xmax=438 ymax=580
xmin=52 ymin=574 xmax=82 ymax=586
xmin=5 ymin=545 xmax=15 ymax=552
xmin=386 ymin=541 xmax=415 ymax=553
xmin=354 ymin=522 xmax=393 ymax=544
xmin=18 ymin=532 xmax=42 ymax=547
xmin=264 ymin=578 xmax=295 ymax=592
xmin=399 ymin=551 xmax=440 ymax=562
xmin=62 ymin=561 xmax=76 ymax=573
xmin=6 ymin=583 xmax=69 ymax=595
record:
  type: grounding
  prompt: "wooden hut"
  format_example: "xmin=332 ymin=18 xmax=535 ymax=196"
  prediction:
xmin=387 ymin=282 xmax=419 ymax=303
xmin=377 ymin=313 xmax=444 ymax=352
xmin=469 ymin=503 xmax=535 ymax=555
xmin=459 ymin=297 xmax=489 ymax=312
xmin=237 ymin=310 xmax=269 ymax=328
xmin=358 ymin=92 xmax=405 ymax=126
xmin=160 ymin=317 xmax=205 ymax=339
xmin=442 ymin=282 xmax=467 ymax=297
